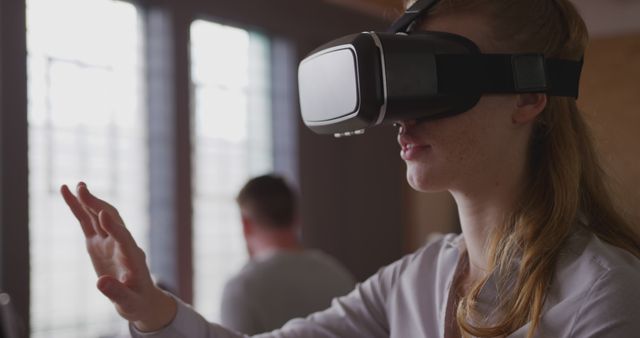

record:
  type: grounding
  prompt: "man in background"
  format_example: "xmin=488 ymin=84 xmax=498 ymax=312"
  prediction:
xmin=220 ymin=174 xmax=356 ymax=334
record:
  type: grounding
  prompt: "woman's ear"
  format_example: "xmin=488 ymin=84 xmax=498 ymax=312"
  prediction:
xmin=512 ymin=93 xmax=547 ymax=124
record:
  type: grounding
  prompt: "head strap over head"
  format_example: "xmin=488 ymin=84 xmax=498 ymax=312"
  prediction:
xmin=388 ymin=0 xmax=441 ymax=33
xmin=387 ymin=0 xmax=583 ymax=99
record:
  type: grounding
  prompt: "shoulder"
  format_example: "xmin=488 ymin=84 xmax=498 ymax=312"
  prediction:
xmin=557 ymin=229 xmax=640 ymax=284
xmin=577 ymin=233 xmax=640 ymax=305
xmin=556 ymin=230 xmax=640 ymax=336
xmin=222 ymin=262 xmax=258 ymax=297
xmin=226 ymin=254 xmax=284 ymax=283
xmin=367 ymin=233 xmax=461 ymax=289
xmin=401 ymin=233 xmax=461 ymax=271
xmin=302 ymin=249 xmax=345 ymax=267
xmin=303 ymin=250 xmax=355 ymax=278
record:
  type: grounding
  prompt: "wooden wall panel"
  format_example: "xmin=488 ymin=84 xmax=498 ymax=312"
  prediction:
xmin=579 ymin=34 xmax=640 ymax=229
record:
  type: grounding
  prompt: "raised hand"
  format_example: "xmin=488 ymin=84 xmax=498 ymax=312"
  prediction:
xmin=60 ymin=182 xmax=176 ymax=332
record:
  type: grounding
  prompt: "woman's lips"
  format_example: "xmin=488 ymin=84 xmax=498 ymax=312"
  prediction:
xmin=400 ymin=144 xmax=431 ymax=161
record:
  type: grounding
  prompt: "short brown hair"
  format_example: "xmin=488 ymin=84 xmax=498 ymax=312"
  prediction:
xmin=236 ymin=175 xmax=296 ymax=229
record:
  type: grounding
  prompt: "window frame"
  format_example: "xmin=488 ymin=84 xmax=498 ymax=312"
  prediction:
xmin=1 ymin=0 xmax=395 ymax=335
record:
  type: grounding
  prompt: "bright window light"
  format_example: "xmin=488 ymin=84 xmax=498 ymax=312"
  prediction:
xmin=27 ymin=0 xmax=147 ymax=337
xmin=191 ymin=19 xmax=273 ymax=322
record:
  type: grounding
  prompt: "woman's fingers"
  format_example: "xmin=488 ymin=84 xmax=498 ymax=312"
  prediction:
xmin=73 ymin=183 xmax=108 ymax=237
xmin=76 ymin=183 xmax=123 ymax=237
xmin=96 ymin=275 xmax=138 ymax=316
xmin=98 ymin=210 xmax=138 ymax=256
xmin=85 ymin=204 xmax=108 ymax=237
xmin=60 ymin=185 xmax=96 ymax=237
xmin=77 ymin=182 xmax=103 ymax=214
xmin=77 ymin=183 xmax=125 ymax=225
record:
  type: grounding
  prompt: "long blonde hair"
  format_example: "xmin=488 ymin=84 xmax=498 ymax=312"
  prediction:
xmin=406 ymin=0 xmax=640 ymax=336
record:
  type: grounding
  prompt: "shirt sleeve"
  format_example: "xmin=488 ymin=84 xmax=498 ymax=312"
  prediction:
xmin=568 ymin=267 xmax=640 ymax=337
xmin=130 ymin=248 xmax=425 ymax=338
xmin=130 ymin=297 xmax=249 ymax=338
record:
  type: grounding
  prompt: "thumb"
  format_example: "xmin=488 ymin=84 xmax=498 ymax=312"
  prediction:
xmin=97 ymin=275 xmax=138 ymax=316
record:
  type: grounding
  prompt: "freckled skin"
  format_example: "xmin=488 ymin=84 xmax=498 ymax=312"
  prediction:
xmin=404 ymin=95 xmax=520 ymax=193
xmin=402 ymin=15 xmax=533 ymax=198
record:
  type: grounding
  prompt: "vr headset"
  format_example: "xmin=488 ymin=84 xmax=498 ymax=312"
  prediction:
xmin=298 ymin=0 xmax=583 ymax=137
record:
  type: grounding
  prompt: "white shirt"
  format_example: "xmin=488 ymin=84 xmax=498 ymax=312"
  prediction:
xmin=132 ymin=228 xmax=640 ymax=337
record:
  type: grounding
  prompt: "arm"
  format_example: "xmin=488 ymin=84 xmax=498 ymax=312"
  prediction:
xmin=132 ymin=255 xmax=405 ymax=338
xmin=249 ymin=250 xmax=421 ymax=338
xmin=62 ymin=182 xmax=409 ymax=338
xmin=140 ymin=244 xmax=425 ymax=338
xmin=133 ymin=246 xmax=422 ymax=338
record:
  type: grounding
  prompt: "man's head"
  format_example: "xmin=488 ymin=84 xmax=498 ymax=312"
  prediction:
xmin=237 ymin=174 xmax=297 ymax=229
xmin=236 ymin=175 xmax=300 ymax=256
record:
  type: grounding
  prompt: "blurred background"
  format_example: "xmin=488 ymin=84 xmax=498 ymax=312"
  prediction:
xmin=0 ymin=0 xmax=637 ymax=337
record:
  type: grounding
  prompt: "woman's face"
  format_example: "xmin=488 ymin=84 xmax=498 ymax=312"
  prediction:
xmin=399 ymin=14 xmax=531 ymax=194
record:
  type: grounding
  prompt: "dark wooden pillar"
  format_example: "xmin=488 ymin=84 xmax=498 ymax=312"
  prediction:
xmin=0 ymin=0 xmax=30 ymax=334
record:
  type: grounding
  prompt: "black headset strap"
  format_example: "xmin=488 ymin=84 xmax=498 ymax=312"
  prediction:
xmin=388 ymin=0 xmax=583 ymax=98
xmin=435 ymin=54 xmax=583 ymax=98
xmin=387 ymin=0 xmax=441 ymax=33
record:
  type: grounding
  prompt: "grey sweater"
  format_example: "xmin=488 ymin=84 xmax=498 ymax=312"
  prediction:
xmin=220 ymin=250 xmax=356 ymax=334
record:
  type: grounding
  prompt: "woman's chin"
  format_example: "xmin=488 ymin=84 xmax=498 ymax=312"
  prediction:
xmin=406 ymin=166 xmax=446 ymax=193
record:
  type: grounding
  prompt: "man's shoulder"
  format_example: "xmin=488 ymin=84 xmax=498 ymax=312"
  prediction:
xmin=301 ymin=250 xmax=348 ymax=269
xmin=222 ymin=264 xmax=254 ymax=291
xmin=229 ymin=251 xmax=342 ymax=280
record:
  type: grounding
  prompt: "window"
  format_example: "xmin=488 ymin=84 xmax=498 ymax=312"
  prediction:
xmin=27 ymin=0 xmax=147 ymax=336
xmin=190 ymin=20 xmax=273 ymax=321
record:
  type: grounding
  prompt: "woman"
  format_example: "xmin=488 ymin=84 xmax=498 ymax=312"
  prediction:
xmin=61 ymin=0 xmax=640 ymax=337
